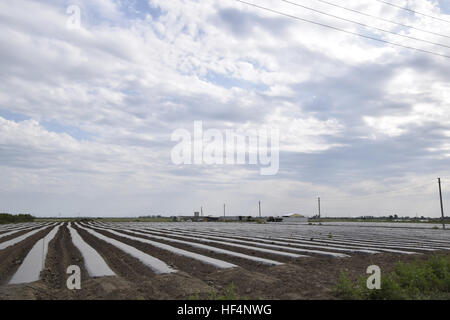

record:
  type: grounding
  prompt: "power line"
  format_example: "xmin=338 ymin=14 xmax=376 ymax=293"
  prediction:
xmin=375 ymin=0 xmax=450 ymax=24
xmin=312 ymin=0 xmax=450 ymax=39
xmin=281 ymin=0 xmax=450 ymax=50
xmin=235 ymin=0 xmax=450 ymax=59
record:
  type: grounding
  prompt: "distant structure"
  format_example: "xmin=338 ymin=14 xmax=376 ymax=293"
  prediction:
xmin=282 ymin=213 xmax=308 ymax=223
xmin=174 ymin=212 xmax=308 ymax=223
xmin=218 ymin=216 xmax=241 ymax=222
xmin=176 ymin=213 xmax=220 ymax=222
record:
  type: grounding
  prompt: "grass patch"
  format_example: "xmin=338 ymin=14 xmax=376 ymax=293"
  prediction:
xmin=334 ymin=254 xmax=450 ymax=300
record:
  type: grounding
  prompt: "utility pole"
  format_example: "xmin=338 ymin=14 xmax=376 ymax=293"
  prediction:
xmin=201 ymin=206 xmax=203 ymax=217
xmin=258 ymin=201 xmax=261 ymax=218
xmin=318 ymin=197 xmax=321 ymax=219
xmin=223 ymin=204 xmax=226 ymax=219
xmin=438 ymin=178 xmax=446 ymax=229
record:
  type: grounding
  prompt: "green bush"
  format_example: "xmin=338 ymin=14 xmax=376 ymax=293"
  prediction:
xmin=334 ymin=272 xmax=362 ymax=299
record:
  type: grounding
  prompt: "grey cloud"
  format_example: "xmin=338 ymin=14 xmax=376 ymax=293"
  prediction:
xmin=214 ymin=7 xmax=292 ymax=38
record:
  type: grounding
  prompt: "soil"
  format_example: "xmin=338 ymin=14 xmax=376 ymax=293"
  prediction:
xmin=0 ymin=222 xmax=448 ymax=300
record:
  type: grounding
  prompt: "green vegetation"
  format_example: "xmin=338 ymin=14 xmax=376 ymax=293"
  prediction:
xmin=334 ymin=254 xmax=450 ymax=300
xmin=0 ymin=213 xmax=34 ymax=224
xmin=209 ymin=283 xmax=242 ymax=300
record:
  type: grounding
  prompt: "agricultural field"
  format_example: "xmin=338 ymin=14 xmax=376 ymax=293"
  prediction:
xmin=0 ymin=221 xmax=449 ymax=300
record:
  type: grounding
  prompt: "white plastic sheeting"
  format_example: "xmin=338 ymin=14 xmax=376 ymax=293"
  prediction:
xmin=67 ymin=223 xmax=115 ymax=277
xmin=0 ymin=224 xmax=56 ymax=251
xmin=97 ymin=225 xmax=284 ymax=266
xmin=9 ymin=225 xmax=61 ymax=284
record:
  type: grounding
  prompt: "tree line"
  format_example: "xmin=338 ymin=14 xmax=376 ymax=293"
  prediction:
xmin=0 ymin=213 xmax=34 ymax=224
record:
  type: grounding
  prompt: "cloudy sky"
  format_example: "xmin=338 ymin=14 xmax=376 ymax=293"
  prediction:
xmin=1 ymin=0 xmax=450 ymax=218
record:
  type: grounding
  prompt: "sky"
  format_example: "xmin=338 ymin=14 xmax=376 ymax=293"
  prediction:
xmin=1 ymin=0 xmax=450 ymax=218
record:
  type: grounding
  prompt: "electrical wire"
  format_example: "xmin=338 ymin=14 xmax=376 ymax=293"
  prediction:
xmin=281 ymin=0 xmax=450 ymax=50
xmin=375 ymin=0 xmax=450 ymax=23
xmin=235 ymin=0 xmax=450 ymax=59
xmin=375 ymin=0 xmax=450 ymax=24
xmin=312 ymin=0 xmax=450 ymax=39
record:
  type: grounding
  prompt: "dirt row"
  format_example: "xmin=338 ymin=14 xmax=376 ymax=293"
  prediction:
xmin=72 ymin=224 xmax=213 ymax=299
xmin=164 ymin=226 xmax=450 ymax=248
xmin=41 ymin=225 xmax=90 ymax=290
xmin=122 ymin=227 xmax=358 ymax=258
xmin=117 ymin=227 xmax=296 ymax=266
xmin=153 ymin=227 xmax=420 ymax=253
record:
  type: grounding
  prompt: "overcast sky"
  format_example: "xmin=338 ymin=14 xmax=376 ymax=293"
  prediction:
xmin=1 ymin=0 xmax=450 ymax=218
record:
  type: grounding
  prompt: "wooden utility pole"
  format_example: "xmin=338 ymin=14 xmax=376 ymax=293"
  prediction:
xmin=438 ymin=178 xmax=446 ymax=229
xmin=258 ymin=201 xmax=261 ymax=218
xmin=318 ymin=197 xmax=321 ymax=219
xmin=223 ymin=204 xmax=226 ymax=218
